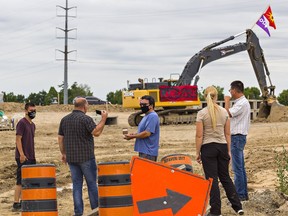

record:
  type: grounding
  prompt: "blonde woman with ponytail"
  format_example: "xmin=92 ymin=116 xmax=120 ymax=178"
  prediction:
xmin=195 ymin=86 xmax=244 ymax=216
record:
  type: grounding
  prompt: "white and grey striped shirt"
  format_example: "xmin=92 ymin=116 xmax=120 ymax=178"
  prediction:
xmin=229 ymin=95 xmax=251 ymax=135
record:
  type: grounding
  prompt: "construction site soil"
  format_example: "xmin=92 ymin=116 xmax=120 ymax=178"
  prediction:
xmin=0 ymin=102 xmax=288 ymax=216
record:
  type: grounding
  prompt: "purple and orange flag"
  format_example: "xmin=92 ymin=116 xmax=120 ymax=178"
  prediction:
xmin=256 ymin=15 xmax=270 ymax=37
xmin=263 ymin=6 xmax=276 ymax=29
xmin=255 ymin=5 xmax=276 ymax=37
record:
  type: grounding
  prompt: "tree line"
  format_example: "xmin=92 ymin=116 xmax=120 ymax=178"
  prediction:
xmin=2 ymin=83 xmax=288 ymax=106
xmin=2 ymin=82 xmax=93 ymax=105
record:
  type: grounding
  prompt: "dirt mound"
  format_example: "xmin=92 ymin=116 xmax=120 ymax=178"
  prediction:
xmin=245 ymin=190 xmax=288 ymax=215
xmin=0 ymin=102 xmax=24 ymax=113
xmin=0 ymin=102 xmax=133 ymax=113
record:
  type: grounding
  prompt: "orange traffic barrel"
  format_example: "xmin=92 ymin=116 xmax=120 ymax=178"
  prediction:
xmin=160 ymin=154 xmax=193 ymax=172
xmin=21 ymin=164 xmax=58 ymax=216
xmin=98 ymin=161 xmax=133 ymax=216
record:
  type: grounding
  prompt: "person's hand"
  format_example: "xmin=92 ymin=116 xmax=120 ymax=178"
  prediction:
xmin=101 ymin=110 xmax=108 ymax=119
xmin=228 ymin=152 xmax=232 ymax=164
xmin=196 ymin=153 xmax=202 ymax=164
xmin=123 ymin=134 xmax=134 ymax=140
xmin=224 ymin=96 xmax=231 ymax=102
xmin=61 ymin=154 xmax=67 ymax=164
xmin=20 ymin=154 xmax=27 ymax=163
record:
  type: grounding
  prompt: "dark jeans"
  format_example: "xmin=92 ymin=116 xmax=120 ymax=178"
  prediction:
xmin=16 ymin=158 xmax=36 ymax=185
xmin=139 ymin=152 xmax=157 ymax=162
xmin=201 ymin=143 xmax=242 ymax=215
xmin=68 ymin=158 xmax=98 ymax=216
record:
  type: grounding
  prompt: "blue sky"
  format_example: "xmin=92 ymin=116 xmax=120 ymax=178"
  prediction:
xmin=0 ymin=0 xmax=287 ymax=100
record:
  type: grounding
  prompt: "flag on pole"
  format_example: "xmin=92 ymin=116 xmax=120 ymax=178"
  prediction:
xmin=256 ymin=15 xmax=270 ymax=37
xmin=263 ymin=5 xmax=276 ymax=29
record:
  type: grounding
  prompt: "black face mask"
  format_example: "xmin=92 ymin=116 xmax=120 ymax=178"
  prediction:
xmin=140 ymin=105 xmax=150 ymax=113
xmin=28 ymin=111 xmax=36 ymax=119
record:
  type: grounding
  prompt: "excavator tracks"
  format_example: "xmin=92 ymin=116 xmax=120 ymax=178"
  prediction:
xmin=127 ymin=108 xmax=200 ymax=126
xmin=128 ymin=111 xmax=143 ymax=127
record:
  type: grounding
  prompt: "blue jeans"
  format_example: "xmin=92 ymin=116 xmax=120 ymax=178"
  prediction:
xmin=68 ymin=158 xmax=99 ymax=216
xmin=231 ymin=135 xmax=248 ymax=199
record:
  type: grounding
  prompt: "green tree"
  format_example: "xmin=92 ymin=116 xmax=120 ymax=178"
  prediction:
xmin=45 ymin=87 xmax=58 ymax=105
xmin=215 ymin=86 xmax=224 ymax=100
xmin=27 ymin=90 xmax=47 ymax=105
xmin=16 ymin=94 xmax=25 ymax=103
xmin=277 ymin=89 xmax=288 ymax=106
xmin=244 ymin=87 xmax=261 ymax=99
xmin=68 ymin=82 xmax=93 ymax=104
xmin=198 ymin=87 xmax=205 ymax=101
xmin=198 ymin=86 xmax=224 ymax=101
xmin=57 ymin=82 xmax=93 ymax=104
xmin=3 ymin=92 xmax=25 ymax=103
xmin=5 ymin=92 xmax=16 ymax=102
xmin=107 ymin=89 xmax=123 ymax=104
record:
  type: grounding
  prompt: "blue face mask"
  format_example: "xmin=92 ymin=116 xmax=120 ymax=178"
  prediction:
xmin=28 ymin=111 xmax=36 ymax=119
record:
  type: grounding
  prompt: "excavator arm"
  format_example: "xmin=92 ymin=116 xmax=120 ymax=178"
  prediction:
xmin=177 ymin=29 xmax=275 ymax=101
xmin=124 ymin=29 xmax=286 ymax=125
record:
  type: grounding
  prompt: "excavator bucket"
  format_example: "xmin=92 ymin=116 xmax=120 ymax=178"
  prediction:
xmin=268 ymin=102 xmax=288 ymax=122
xmin=258 ymin=101 xmax=288 ymax=122
xmin=258 ymin=102 xmax=270 ymax=119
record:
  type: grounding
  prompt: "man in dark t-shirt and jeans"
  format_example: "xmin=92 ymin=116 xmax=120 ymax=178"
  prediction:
xmin=12 ymin=102 xmax=37 ymax=212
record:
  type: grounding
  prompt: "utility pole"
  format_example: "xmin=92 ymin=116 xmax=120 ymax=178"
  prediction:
xmin=56 ymin=0 xmax=77 ymax=104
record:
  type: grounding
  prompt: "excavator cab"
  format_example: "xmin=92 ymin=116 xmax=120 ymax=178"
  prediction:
xmin=122 ymin=75 xmax=201 ymax=126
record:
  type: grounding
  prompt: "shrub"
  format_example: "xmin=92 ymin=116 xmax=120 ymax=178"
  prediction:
xmin=275 ymin=146 xmax=288 ymax=195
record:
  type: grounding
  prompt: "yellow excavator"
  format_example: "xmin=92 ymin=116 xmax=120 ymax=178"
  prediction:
xmin=122 ymin=29 xmax=287 ymax=126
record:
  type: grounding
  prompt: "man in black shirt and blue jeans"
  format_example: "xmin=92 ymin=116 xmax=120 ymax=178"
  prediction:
xmin=58 ymin=97 xmax=108 ymax=216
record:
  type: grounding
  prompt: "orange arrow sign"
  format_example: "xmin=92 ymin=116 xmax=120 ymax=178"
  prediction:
xmin=130 ymin=156 xmax=212 ymax=216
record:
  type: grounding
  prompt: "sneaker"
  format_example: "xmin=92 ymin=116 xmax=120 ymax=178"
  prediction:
xmin=237 ymin=209 xmax=244 ymax=215
xmin=12 ymin=202 xmax=21 ymax=212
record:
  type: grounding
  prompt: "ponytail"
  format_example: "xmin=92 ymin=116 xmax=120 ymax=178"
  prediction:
xmin=204 ymin=86 xmax=219 ymax=130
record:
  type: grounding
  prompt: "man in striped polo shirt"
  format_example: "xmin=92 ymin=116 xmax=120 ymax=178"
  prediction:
xmin=225 ymin=80 xmax=251 ymax=202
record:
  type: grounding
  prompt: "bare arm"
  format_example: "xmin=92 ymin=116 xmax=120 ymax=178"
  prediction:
xmin=224 ymin=118 xmax=232 ymax=160
xmin=16 ymin=135 xmax=27 ymax=163
xmin=124 ymin=130 xmax=151 ymax=140
xmin=224 ymin=96 xmax=232 ymax=117
xmin=57 ymin=135 xmax=66 ymax=164
xmin=92 ymin=111 xmax=108 ymax=137
xmin=195 ymin=121 xmax=203 ymax=164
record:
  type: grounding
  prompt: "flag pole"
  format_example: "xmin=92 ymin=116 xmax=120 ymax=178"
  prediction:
xmin=251 ymin=5 xmax=269 ymax=30
xmin=234 ymin=31 xmax=246 ymax=38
